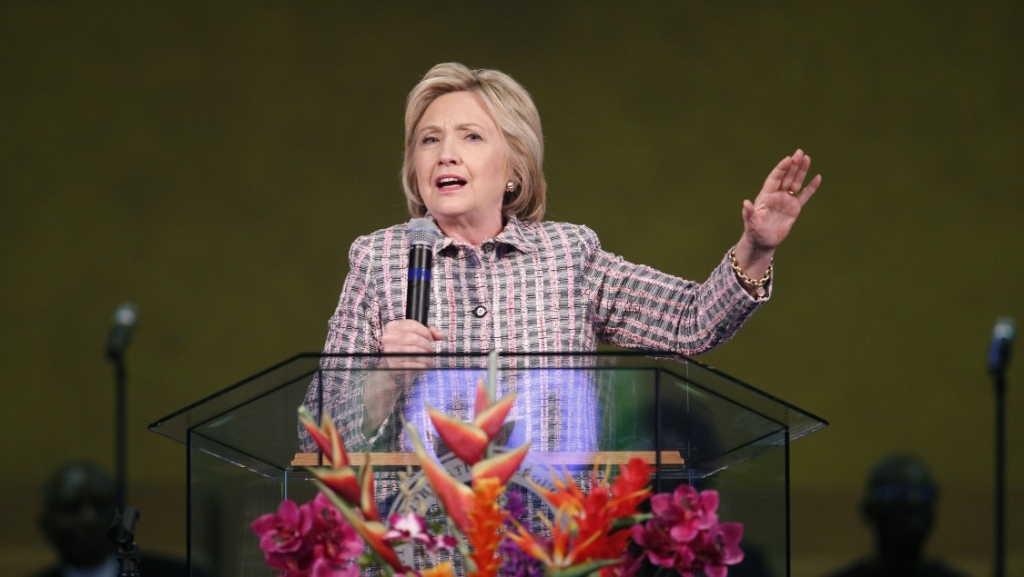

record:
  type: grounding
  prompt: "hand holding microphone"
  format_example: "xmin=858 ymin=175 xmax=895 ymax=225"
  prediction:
xmin=381 ymin=219 xmax=444 ymax=369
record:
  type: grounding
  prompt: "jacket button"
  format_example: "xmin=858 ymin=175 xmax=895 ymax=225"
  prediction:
xmin=474 ymin=306 xmax=487 ymax=318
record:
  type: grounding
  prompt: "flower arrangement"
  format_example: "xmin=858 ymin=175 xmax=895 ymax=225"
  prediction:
xmin=252 ymin=381 xmax=744 ymax=577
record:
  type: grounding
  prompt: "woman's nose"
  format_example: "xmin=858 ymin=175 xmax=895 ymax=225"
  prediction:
xmin=438 ymin=139 xmax=460 ymax=165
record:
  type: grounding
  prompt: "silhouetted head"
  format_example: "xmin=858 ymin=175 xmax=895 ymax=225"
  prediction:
xmin=860 ymin=454 xmax=937 ymax=559
xmin=39 ymin=462 xmax=117 ymax=568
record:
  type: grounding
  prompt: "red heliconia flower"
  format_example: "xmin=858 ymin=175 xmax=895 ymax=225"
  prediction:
xmin=405 ymin=383 xmax=529 ymax=533
xmin=309 ymin=467 xmax=362 ymax=507
xmin=297 ymin=406 xmax=407 ymax=573
xmin=298 ymin=406 xmax=364 ymax=508
xmin=506 ymin=459 xmax=653 ymax=576
xmin=609 ymin=458 xmax=655 ymax=517
xmin=405 ymin=385 xmax=538 ymax=577
xmin=299 ymin=406 xmax=350 ymax=469
xmin=426 ymin=379 xmax=518 ymax=466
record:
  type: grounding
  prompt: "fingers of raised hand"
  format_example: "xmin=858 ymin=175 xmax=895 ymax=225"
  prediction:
xmin=794 ymin=173 xmax=822 ymax=204
xmin=780 ymin=149 xmax=810 ymax=193
xmin=763 ymin=156 xmax=792 ymax=191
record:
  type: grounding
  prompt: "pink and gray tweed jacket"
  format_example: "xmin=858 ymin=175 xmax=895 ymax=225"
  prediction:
xmin=302 ymin=216 xmax=767 ymax=455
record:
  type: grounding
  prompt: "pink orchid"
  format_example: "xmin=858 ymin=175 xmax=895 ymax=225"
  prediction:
xmin=690 ymin=523 xmax=745 ymax=577
xmin=632 ymin=487 xmax=743 ymax=576
xmin=382 ymin=511 xmax=458 ymax=554
xmin=251 ymin=493 xmax=365 ymax=577
xmin=649 ymin=485 xmax=719 ymax=543
xmin=310 ymin=557 xmax=361 ymax=577
xmin=630 ymin=520 xmax=680 ymax=568
xmin=252 ymin=499 xmax=314 ymax=557
xmin=306 ymin=493 xmax=364 ymax=564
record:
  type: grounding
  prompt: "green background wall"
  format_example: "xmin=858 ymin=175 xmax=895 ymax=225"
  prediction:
xmin=2 ymin=2 xmax=1022 ymax=575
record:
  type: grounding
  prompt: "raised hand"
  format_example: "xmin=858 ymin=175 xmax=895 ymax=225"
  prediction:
xmin=741 ymin=149 xmax=822 ymax=253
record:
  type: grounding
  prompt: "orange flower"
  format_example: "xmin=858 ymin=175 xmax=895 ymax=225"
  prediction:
xmin=405 ymin=383 xmax=534 ymax=577
xmin=509 ymin=458 xmax=653 ymax=574
xmin=464 ymin=477 xmax=507 ymax=577
xmin=418 ymin=561 xmax=457 ymax=577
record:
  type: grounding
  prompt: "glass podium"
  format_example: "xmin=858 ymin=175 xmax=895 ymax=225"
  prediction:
xmin=150 ymin=352 xmax=827 ymax=576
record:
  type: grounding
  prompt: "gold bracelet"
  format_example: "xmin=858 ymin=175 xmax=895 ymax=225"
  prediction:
xmin=729 ymin=248 xmax=772 ymax=298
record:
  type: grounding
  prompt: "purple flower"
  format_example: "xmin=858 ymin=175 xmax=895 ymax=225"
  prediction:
xmin=503 ymin=490 xmax=528 ymax=522
xmin=498 ymin=535 xmax=546 ymax=577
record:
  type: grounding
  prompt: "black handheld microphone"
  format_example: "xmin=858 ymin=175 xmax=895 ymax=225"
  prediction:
xmin=405 ymin=219 xmax=440 ymax=325
xmin=106 ymin=303 xmax=138 ymax=360
xmin=988 ymin=316 xmax=1016 ymax=376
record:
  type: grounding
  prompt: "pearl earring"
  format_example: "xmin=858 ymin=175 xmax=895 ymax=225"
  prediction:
xmin=506 ymin=181 xmax=516 ymax=193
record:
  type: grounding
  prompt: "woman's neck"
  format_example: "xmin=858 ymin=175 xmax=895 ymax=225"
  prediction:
xmin=434 ymin=215 xmax=505 ymax=246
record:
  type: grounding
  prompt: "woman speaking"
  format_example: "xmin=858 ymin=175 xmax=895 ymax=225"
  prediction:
xmin=304 ymin=62 xmax=821 ymax=454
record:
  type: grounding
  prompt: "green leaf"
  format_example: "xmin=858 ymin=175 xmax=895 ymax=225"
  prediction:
xmin=547 ymin=558 xmax=622 ymax=577
xmin=609 ymin=513 xmax=653 ymax=531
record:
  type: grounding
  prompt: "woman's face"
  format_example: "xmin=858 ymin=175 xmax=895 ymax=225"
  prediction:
xmin=414 ymin=91 xmax=508 ymax=238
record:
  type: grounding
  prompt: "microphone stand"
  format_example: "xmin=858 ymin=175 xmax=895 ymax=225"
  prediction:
xmin=107 ymin=302 xmax=141 ymax=575
xmin=113 ymin=352 xmax=128 ymax=511
xmin=987 ymin=316 xmax=1013 ymax=577
xmin=110 ymin=506 xmax=142 ymax=577
xmin=992 ymin=367 xmax=1007 ymax=577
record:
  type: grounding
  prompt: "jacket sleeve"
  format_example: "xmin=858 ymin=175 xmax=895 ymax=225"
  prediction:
xmin=300 ymin=234 xmax=385 ymax=453
xmin=579 ymin=225 xmax=767 ymax=355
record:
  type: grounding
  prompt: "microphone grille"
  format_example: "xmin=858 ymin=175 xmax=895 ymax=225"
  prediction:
xmin=113 ymin=303 xmax=138 ymax=328
xmin=994 ymin=316 xmax=1016 ymax=342
xmin=407 ymin=218 xmax=441 ymax=247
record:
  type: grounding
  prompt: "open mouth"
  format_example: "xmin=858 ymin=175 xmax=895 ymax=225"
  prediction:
xmin=436 ymin=176 xmax=467 ymax=190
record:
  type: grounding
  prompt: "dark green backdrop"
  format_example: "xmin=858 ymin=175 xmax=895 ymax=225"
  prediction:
xmin=3 ymin=2 xmax=1022 ymax=575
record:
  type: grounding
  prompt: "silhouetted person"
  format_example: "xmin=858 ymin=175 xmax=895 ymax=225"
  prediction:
xmin=29 ymin=462 xmax=192 ymax=577
xmin=826 ymin=454 xmax=968 ymax=577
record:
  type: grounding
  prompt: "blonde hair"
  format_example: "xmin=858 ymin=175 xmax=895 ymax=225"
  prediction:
xmin=402 ymin=62 xmax=546 ymax=222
